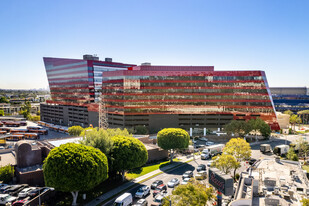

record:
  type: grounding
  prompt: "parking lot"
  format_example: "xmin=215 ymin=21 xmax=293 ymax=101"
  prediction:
xmin=0 ymin=184 xmax=54 ymax=205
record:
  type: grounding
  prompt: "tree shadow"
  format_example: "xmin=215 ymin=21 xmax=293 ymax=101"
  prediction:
xmin=159 ymin=162 xmax=196 ymax=175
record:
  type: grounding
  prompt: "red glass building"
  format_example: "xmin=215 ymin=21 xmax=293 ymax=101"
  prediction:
xmin=102 ymin=65 xmax=280 ymax=132
xmin=41 ymin=55 xmax=135 ymax=127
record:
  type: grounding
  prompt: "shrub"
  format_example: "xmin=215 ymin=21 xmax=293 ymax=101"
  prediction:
xmin=292 ymin=154 xmax=299 ymax=161
xmin=0 ymin=165 xmax=14 ymax=183
xmin=134 ymin=125 xmax=149 ymax=135
xmin=68 ymin=125 xmax=84 ymax=136
xmin=235 ymin=173 xmax=240 ymax=180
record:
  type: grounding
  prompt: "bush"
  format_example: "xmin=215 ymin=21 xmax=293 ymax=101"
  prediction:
xmin=235 ymin=173 xmax=240 ymax=180
xmin=134 ymin=125 xmax=148 ymax=135
xmin=0 ymin=165 xmax=14 ymax=183
xmin=68 ymin=125 xmax=84 ymax=136
xmin=292 ymin=154 xmax=299 ymax=161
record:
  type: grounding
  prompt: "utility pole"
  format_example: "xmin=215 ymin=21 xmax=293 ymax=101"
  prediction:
xmin=98 ymin=93 xmax=109 ymax=129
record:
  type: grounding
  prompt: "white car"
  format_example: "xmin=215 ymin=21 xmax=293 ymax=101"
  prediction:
xmin=199 ymin=137 xmax=208 ymax=141
xmin=0 ymin=194 xmax=17 ymax=204
xmin=167 ymin=178 xmax=180 ymax=188
xmin=181 ymin=178 xmax=191 ymax=185
xmin=135 ymin=186 xmax=150 ymax=198
xmin=18 ymin=187 xmax=35 ymax=198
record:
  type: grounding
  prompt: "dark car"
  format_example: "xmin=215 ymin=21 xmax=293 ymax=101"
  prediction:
xmin=182 ymin=171 xmax=194 ymax=179
xmin=5 ymin=185 xmax=27 ymax=196
xmin=249 ymin=158 xmax=257 ymax=165
xmin=0 ymin=185 xmax=12 ymax=193
xmin=28 ymin=188 xmax=44 ymax=197
xmin=153 ymin=184 xmax=167 ymax=197
xmin=151 ymin=180 xmax=163 ymax=189
xmin=197 ymin=164 xmax=206 ymax=172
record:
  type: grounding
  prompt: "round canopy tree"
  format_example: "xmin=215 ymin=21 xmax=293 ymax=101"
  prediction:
xmin=110 ymin=135 xmax=148 ymax=181
xmin=43 ymin=143 xmax=108 ymax=205
xmin=157 ymin=128 xmax=190 ymax=162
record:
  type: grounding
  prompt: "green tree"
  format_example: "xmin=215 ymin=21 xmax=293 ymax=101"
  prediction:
xmin=290 ymin=114 xmax=302 ymax=131
xmin=259 ymin=121 xmax=272 ymax=138
xmin=157 ymin=128 xmax=190 ymax=162
xmin=212 ymin=154 xmax=240 ymax=178
xmin=162 ymin=179 xmax=214 ymax=206
xmin=224 ymin=120 xmax=251 ymax=137
xmin=110 ymin=135 xmax=148 ymax=181
xmin=224 ymin=138 xmax=251 ymax=162
xmin=134 ymin=125 xmax=149 ymax=135
xmin=298 ymin=110 xmax=309 ymax=125
xmin=247 ymin=118 xmax=271 ymax=138
xmin=0 ymin=165 xmax=14 ymax=183
xmin=43 ymin=143 xmax=108 ymax=206
xmin=19 ymin=101 xmax=31 ymax=118
xmin=68 ymin=125 xmax=84 ymax=136
xmin=0 ymin=96 xmax=9 ymax=103
xmin=301 ymin=198 xmax=309 ymax=206
xmin=287 ymin=147 xmax=298 ymax=161
xmin=0 ymin=110 xmax=4 ymax=116
xmin=283 ymin=110 xmax=294 ymax=116
xmin=296 ymin=137 xmax=309 ymax=159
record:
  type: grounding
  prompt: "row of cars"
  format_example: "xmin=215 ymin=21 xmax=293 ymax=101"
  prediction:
xmin=0 ymin=184 xmax=53 ymax=205
xmin=114 ymin=164 xmax=209 ymax=206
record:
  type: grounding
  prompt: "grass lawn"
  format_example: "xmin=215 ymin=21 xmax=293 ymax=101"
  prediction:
xmin=126 ymin=158 xmax=180 ymax=179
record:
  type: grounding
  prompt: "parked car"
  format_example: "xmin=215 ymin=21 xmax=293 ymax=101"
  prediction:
xmin=153 ymin=184 xmax=167 ymax=197
xmin=197 ymin=164 xmax=206 ymax=172
xmin=205 ymin=141 xmax=215 ymax=146
xmin=133 ymin=198 xmax=148 ymax=206
xmin=152 ymin=193 xmax=168 ymax=206
xmin=0 ymin=185 xmax=12 ymax=193
xmin=249 ymin=158 xmax=257 ymax=165
xmin=167 ymin=178 xmax=180 ymax=188
xmin=199 ymin=137 xmax=208 ymax=141
xmin=207 ymin=160 xmax=214 ymax=167
xmin=195 ymin=144 xmax=205 ymax=149
xmin=0 ymin=184 xmax=8 ymax=189
xmin=12 ymin=198 xmax=29 ymax=206
xmin=7 ymin=185 xmax=27 ymax=196
xmin=181 ymin=178 xmax=192 ymax=185
xmin=113 ymin=193 xmax=133 ymax=206
xmin=18 ymin=187 xmax=35 ymax=198
xmin=151 ymin=180 xmax=163 ymax=189
xmin=182 ymin=171 xmax=194 ymax=179
xmin=0 ymin=194 xmax=17 ymax=204
xmin=135 ymin=186 xmax=150 ymax=198
xmin=28 ymin=187 xmax=44 ymax=197
xmin=195 ymin=171 xmax=207 ymax=180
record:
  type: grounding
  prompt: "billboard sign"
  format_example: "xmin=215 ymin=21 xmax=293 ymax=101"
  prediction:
xmin=209 ymin=168 xmax=234 ymax=196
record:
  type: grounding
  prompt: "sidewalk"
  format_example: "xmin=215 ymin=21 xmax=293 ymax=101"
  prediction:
xmin=85 ymin=155 xmax=197 ymax=206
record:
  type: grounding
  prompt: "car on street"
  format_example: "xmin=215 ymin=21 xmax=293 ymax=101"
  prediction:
xmin=195 ymin=144 xmax=205 ymax=149
xmin=199 ymin=137 xmax=208 ymax=141
xmin=182 ymin=170 xmax=194 ymax=179
xmin=133 ymin=198 xmax=148 ymax=206
xmin=167 ymin=178 xmax=180 ymax=188
xmin=135 ymin=186 xmax=150 ymax=198
xmin=151 ymin=180 xmax=163 ymax=189
xmin=181 ymin=178 xmax=192 ymax=185
xmin=196 ymin=164 xmax=206 ymax=172
xmin=195 ymin=171 xmax=207 ymax=180
xmin=153 ymin=184 xmax=167 ymax=197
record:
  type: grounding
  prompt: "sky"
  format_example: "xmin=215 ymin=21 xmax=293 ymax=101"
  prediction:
xmin=0 ymin=0 xmax=308 ymax=89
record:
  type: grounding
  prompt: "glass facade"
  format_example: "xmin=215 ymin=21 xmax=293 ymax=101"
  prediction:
xmin=102 ymin=66 xmax=280 ymax=130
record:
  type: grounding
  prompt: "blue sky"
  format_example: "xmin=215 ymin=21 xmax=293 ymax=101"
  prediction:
xmin=0 ymin=0 xmax=308 ymax=89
